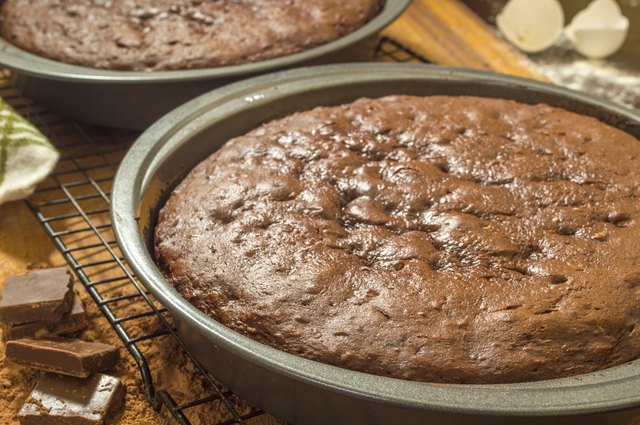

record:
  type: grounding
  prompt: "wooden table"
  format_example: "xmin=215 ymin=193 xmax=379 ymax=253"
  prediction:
xmin=0 ymin=1 xmax=638 ymax=424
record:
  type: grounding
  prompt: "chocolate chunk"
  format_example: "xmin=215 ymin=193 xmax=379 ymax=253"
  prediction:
xmin=2 ymin=295 xmax=86 ymax=341
xmin=0 ymin=268 xmax=74 ymax=325
xmin=18 ymin=373 xmax=125 ymax=425
xmin=6 ymin=338 xmax=119 ymax=378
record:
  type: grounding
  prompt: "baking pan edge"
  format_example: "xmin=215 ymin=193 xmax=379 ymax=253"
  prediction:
xmin=112 ymin=63 xmax=640 ymax=425
xmin=0 ymin=1 xmax=410 ymax=82
xmin=0 ymin=1 xmax=410 ymax=129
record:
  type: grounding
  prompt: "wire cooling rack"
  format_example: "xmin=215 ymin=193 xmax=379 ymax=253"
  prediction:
xmin=5 ymin=37 xmax=428 ymax=425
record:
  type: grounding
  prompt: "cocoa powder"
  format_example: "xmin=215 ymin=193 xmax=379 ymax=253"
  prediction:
xmin=0 ymin=202 xmax=282 ymax=425
xmin=0 ymin=263 xmax=283 ymax=425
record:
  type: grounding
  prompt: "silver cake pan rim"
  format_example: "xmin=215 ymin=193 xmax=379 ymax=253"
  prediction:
xmin=0 ymin=0 xmax=410 ymax=84
xmin=111 ymin=63 xmax=640 ymax=421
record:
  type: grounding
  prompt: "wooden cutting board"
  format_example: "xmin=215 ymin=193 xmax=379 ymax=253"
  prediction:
xmin=383 ymin=0 xmax=550 ymax=82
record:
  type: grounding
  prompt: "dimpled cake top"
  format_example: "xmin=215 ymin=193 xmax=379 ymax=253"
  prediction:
xmin=0 ymin=0 xmax=380 ymax=71
xmin=155 ymin=95 xmax=640 ymax=383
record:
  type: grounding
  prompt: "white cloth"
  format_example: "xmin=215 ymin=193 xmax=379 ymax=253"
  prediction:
xmin=0 ymin=99 xmax=58 ymax=204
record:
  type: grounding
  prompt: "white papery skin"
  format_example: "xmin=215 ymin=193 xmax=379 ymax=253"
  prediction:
xmin=497 ymin=0 xmax=564 ymax=53
xmin=565 ymin=0 xmax=629 ymax=59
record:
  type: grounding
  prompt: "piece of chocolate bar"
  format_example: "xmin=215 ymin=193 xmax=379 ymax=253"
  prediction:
xmin=0 ymin=268 xmax=74 ymax=325
xmin=6 ymin=338 xmax=120 ymax=378
xmin=18 ymin=373 xmax=125 ymax=425
xmin=2 ymin=295 xmax=86 ymax=341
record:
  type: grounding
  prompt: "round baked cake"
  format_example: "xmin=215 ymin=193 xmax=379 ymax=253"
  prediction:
xmin=155 ymin=95 xmax=640 ymax=384
xmin=0 ymin=0 xmax=381 ymax=71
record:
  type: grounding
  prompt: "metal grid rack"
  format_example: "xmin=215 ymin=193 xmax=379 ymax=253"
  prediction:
xmin=4 ymin=37 xmax=427 ymax=425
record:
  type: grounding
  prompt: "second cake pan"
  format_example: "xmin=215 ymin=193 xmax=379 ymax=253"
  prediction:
xmin=0 ymin=0 xmax=409 ymax=130
xmin=112 ymin=63 xmax=640 ymax=425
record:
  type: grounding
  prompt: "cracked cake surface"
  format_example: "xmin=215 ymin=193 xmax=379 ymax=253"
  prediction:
xmin=155 ymin=95 xmax=640 ymax=384
xmin=0 ymin=0 xmax=380 ymax=71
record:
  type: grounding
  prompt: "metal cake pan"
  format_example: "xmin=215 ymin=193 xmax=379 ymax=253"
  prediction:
xmin=112 ymin=64 xmax=640 ymax=425
xmin=0 ymin=0 xmax=409 ymax=131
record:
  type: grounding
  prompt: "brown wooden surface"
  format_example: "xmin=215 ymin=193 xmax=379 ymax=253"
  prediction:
xmin=0 ymin=202 xmax=63 ymax=284
xmin=383 ymin=0 xmax=549 ymax=81
xmin=0 ymin=1 xmax=638 ymax=424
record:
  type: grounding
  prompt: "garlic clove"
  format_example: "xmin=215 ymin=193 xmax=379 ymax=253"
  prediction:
xmin=496 ymin=0 xmax=564 ymax=53
xmin=565 ymin=0 xmax=629 ymax=59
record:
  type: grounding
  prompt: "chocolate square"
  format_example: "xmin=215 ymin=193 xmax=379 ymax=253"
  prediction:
xmin=0 ymin=268 xmax=74 ymax=325
xmin=6 ymin=337 xmax=120 ymax=378
xmin=2 ymin=295 xmax=86 ymax=341
xmin=18 ymin=373 xmax=125 ymax=425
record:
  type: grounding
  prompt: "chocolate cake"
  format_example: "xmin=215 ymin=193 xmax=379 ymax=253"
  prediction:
xmin=0 ymin=0 xmax=381 ymax=71
xmin=154 ymin=95 xmax=640 ymax=384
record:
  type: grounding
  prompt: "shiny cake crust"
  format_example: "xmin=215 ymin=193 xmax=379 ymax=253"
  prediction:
xmin=0 ymin=0 xmax=380 ymax=71
xmin=155 ymin=95 xmax=640 ymax=383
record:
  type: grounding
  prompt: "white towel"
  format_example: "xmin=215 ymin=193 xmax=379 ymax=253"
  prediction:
xmin=0 ymin=99 xmax=59 ymax=204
